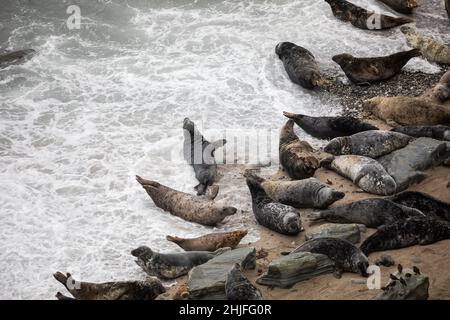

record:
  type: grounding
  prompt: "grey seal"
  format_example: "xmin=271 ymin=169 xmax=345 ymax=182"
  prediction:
xmin=0 ymin=49 xmax=36 ymax=69
xmin=166 ymin=230 xmax=248 ymax=252
xmin=377 ymin=0 xmax=419 ymax=14
xmin=225 ymin=263 xmax=262 ymax=300
xmin=391 ymin=125 xmax=450 ymax=141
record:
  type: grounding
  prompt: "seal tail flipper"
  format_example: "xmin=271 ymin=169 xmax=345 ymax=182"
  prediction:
xmin=213 ymin=247 xmax=231 ymax=256
xmin=166 ymin=235 xmax=184 ymax=245
xmin=205 ymin=184 xmax=219 ymax=200
xmin=211 ymin=139 xmax=227 ymax=151
xmin=55 ymin=292 xmax=76 ymax=300
xmin=53 ymin=272 xmax=70 ymax=290
xmin=136 ymin=175 xmax=160 ymax=188
xmin=307 ymin=212 xmax=325 ymax=226
xmin=195 ymin=183 xmax=207 ymax=196
xmin=405 ymin=48 xmax=422 ymax=59
xmin=282 ymin=111 xmax=299 ymax=120
xmin=319 ymin=156 xmax=335 ymax=169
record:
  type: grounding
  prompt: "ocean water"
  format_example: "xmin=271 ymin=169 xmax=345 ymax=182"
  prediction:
xmin=0 ymin=0 xmax=445 ymax=299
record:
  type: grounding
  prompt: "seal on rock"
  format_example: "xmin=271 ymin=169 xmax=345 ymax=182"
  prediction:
xmin=245 ymin=171 xmax=303 ymax=235
xmin=225 ymin=263 xmax=262 ymax=300
xmin=421 ymin=69 xmax=450 ymax=105
xmin=400 ymin=26 xmax=450 ymax=64
xmin=363 ymin=96 xmax=450 ymax=126
xmin=136 ymin=175 xmax=236 ymax=226
xmin=324 ymin=0 xmax=414 ymax=30
xmin=321 ymin=155 xmax=397 ymax=195
xmin=279 ymin=120 xmax=320 ymax=179
xmin=332 ymin=49 xmax=421 ymax=84
xmin=283 ymin=111 xmax=378 ymax=140
xmin=360 ymin=218 xmax=450 ymax=255
xmin=53 ymin=272 xmax=165 ymax=300
xmin=246 ymin=171 xmax=344 ymax=209
xmin=131 ymin=246 xmax=225 ymax=279
xmin=275 ymin=42 xmax=328 ymax=89
xmin=324 ymin=130 xmax=412 ymax=159
xmin=377 ymin=0 xmax=419 ymax=14
xmin=183 ymin=118 xmax=226 ymax=195
xmin=0 ymin=49 xmax=36 ymax=69
xmin=292 ymin=237 xmax=369 ymax=277
xmin=308 ymin=198 xmax=426 ymax=228
xmin=392 ymin=125 xmax=450 ymax=141
xmin=166 ymin=230 xmax=248 ymax=252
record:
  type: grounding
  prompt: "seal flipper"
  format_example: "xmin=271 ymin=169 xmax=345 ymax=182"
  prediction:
xmin=53 ymin=272 xmax=70 ymax=290
xmin=195 ymin=183 xmax=207 ymax=196
xmin=205 ymin=184 xmax=219 ymax=200
xmin=211 ymin=139 xmax=227 ymax=151
xmin=136 ymin=176 xmax=160 ymax=188
xmin=56 ymin=292 xmax=76 ymax=300
xmin=319 ymin=156 xmax=335 ymax=169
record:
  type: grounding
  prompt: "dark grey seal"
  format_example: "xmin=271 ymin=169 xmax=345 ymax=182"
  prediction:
xmin=0 ymin=49 xmax=36 ymax=69
xmin=283 ymin=111 xmax=378 ymax=140
xmin=225 ymin=263 xmax=262 ymax=300
xmin=183 ymin=118 xmax=226 ymax=195
xmin=391 ymin=125 xmax=450 ymax=141
xmin=377 ymin=0 xmax=419 ymax=14
xmin=360 ymin=218 xmax=450 ymax=255
xmin=446 ymin=0 xmax=450 ymax=18
xmin=245 ymin=171 xmax=303 ymax=235
xmin=308 ymin=198 xmax=426 ymax=228
xmin=292 ymin=237 xmax=369 ymax=277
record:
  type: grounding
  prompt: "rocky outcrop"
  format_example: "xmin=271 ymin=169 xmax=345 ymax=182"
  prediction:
xmin=305 ymin=223 xmax=364 ymax=244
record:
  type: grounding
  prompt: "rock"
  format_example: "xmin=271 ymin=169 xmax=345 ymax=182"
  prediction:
xmin=256 ymin=252 xmax=335 ymax=288
xmin=375 ymin=255 xmax=395 ymax=267
xmin=187 ymin=247 xmax=256 ymax=300
xmin=378 ymin=138 xmax=448 ymax=191
xmin=305 ymin=223 xmax=363 ymax=244
xmin=374 ymin=267 xmax=429 ymax=300
xmin=225 ymin=264 xmax=262 ymax=300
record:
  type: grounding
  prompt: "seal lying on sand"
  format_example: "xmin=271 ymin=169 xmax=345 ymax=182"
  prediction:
xmin=279 ymin=120 xmax=320 ymax=179
xmin=275 ymin=42 xmax=328 ymax=89
xmin=321 ymin=155 xmax=397 ymax=195
xmin=387 ymin=191 xmax=450 ymax=221
xmin=131 ymin=246 xmax=225 ymax=279
xmin=136 ymin=176 xmax=236 ymax=226
xmin=283 ymin=111 xmax=378 ymax=140
xmin=166 ymin=230 xmax=248 ymax=252
xmin=225 ymin=263 xmax=262 ymax=300
xmin=377 ymin=0 xmax=419 ymax=14
xmin=308 ymin=198 xmax=426 ymax=228
xmin=246 ymin=171 xmax=344 ymax=209
xmin=324 ymin=130 xmax=412 ymax=158
xmin=360 ymin=218 xmax=450 ymax=255
xmin=421 ymin=70 xmax=450 ymax=105
xmin=183 ymin=118 xmax=226 ymax=195
xmin=400 ymin=26 xmax=450 ymax=64
xmin=53 ymin=272 xmax=165 ymax=300
xmin=363 ymin=96 xmax=450 ymax=126
xmin=245 ymin=171 xmax=303 ymax=235
xmin=332 ymin=49 xmax=421 ymax=84
xmin=0 ymin=49 xmax=36 ymax=69
xmin=292 ymin=237 xmax=369 ymax=277
xmin=324 ymin=0 xmax=414 ymax=30
xmin=392 ymin=125 xmax=450 ymax=141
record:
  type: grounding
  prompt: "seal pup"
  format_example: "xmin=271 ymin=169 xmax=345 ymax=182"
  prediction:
xmin=421 ymin=69 xmax=450 ymax=105
xmin=53 ymin=272 xmax=165 ymax=300
xmin=360 ymin=218 xmax=450 ymax=255
xmin=275 ymin=42 xmax=328 ymax=89
xmin=377 ymin=0 xmax=419 ymax=14
xmin=136 ymin=176 xmax=236 ymax=226
xmin=225 ymin=263 xmax=262 ymax=300
xmin=246 ymin=171 xmax=344 ymax=209
xmin=324 ymin=130 xmax=412 ymax=159
xmin=183 ymin=118 xmax=226 ymax=195
xmin=292 ymin=237 xmax=369 ymax=277
xmin=392 ymin=125 xmax=450 ymax=141
xmin=332 ymin=49 xmax=421 ymax=84
xmin=283 ymin=111 xmax=378 ymax=140
xmin=400 ymin=26 xmax=450 ymax=64
xmin=387 ymin=191 xmax=450 ymax=221
xmin=279 ymin=120 xmax=320 ymax=179
xmin=0 ymin=49 xmax=36 ymax=69
xmin=324 ymin=0 xmax=414 ymax=30
xmin=308 ymin=198 xmax=426 ymax=228
xmin=166 ymin=230 xmax=248 ymax=251
xmin=321 ymin=155 xmax=397 ymax=195
xmin=245 ymin=171 xmax=303 ymax=235
xmin=363 ymin=96 xmax=450 ymax=126
xmin=131 ymin=246 xmax=225 ymax=279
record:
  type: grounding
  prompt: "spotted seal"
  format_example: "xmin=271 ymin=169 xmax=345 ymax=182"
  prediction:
xmin=225 ymin=263 xmax=262 ymax=300
xmin=391 ymin=125 xmax=450 ymax=141
xmin=166 ymin=230 xmax=248 ymax=252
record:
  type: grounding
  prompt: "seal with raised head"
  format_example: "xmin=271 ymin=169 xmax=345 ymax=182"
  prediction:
xmin=400 ymin=26 xmax=450 ymax=64
xmin=321 ymin=155 xmax=397 ymax=195
xmin=279 ymin=120 xmax=320 ymax=179
xmin=377 ymin=0 xmax=419 ymax=14
xmin=136 ymin=176 xmax=236 ymax=226
xmin=245 ymin=171 xmax=303 ymax=235
xmin=225 ymin=263 xmax=262 ymax=300
xmin=308 ymin=198 xmax=426 ymax=228
xmin=183 ymin=117 xmax=226 ymax=195
xmin=166 ymin=230 xmax=248 ymax=252
xmin=292 ymin=237 xmax=369 ymax=277
xmin=324 ymin=0 xmax=414 ymax=30
xmin=0 ymin=49 xmax=36 ymax=69
xmin=363 ymin=96 xmax=450 ymax=126
xmin=421 ymin=69 xmax=450 ymax=105
xmin=283 ymin=111 xmax=378 ymax=140
xmin=391 ymin=125 xmax=450 ymax=141
xmin=246 ymin=170 xmax=344 ymax=209
xmin=332 ymin=49 xmax=421 ymax=84
xmin=324 ymin=130 xmax=412 ymax=158
xmin=360 ymin=218 xmax=450 ymax=255
xmin=53 ymin=272 xmax=165 ymax=300
xmin=131 ymin=246 xmax=224 ymax=279
xmin=275 ymin=42 xmax=328 ymax=89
